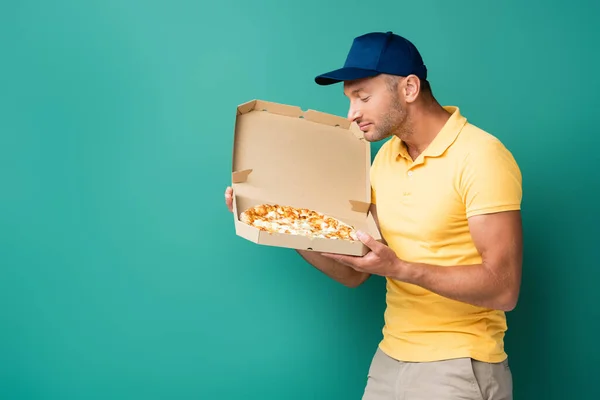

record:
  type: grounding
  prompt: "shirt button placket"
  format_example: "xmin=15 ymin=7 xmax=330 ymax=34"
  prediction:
xmin=403 ymin=170 xmax=413 ymax=198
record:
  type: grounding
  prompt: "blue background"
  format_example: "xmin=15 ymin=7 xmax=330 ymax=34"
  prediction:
xmin=1 ymin=0 xmax=599 ymax=398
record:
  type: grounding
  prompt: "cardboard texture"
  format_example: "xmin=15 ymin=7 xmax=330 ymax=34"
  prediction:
xmin=231 ymin=99 xmax=381 ymax=256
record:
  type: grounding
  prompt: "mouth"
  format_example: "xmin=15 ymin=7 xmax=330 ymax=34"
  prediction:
xmin=358 ymin=122 xmax=372 ymax=131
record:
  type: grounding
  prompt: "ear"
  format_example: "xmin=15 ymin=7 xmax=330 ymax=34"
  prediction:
xmin=403 ymin=75 xmax=421 ymax=103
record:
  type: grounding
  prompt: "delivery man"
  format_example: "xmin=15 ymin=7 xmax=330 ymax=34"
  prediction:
xmin=224 ymin=31 xmax=522 ymax=400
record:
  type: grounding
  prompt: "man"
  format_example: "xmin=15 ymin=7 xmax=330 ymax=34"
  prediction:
xmin=225 ymin=31 xmax=522 ymax=400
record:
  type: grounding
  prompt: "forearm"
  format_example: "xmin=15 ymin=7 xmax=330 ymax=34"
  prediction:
xmin=398 ymin=260 xmax=519 ymax=311
xmin=296 ymin=250 xmax=370 ymax=288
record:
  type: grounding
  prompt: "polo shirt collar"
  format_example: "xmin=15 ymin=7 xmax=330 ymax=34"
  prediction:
xmin=395 ymin=106 xmax=467 ymax=164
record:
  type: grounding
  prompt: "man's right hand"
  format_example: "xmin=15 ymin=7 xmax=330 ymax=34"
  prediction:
xmin=224 ymin=186 xmax=234 ymax=213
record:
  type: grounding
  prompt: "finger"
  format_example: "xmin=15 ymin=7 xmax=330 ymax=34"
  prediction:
xmin=356 ymin=230 xmax=383 ymax=253
xmin=224 ymin=187 xmax=233 ymax=212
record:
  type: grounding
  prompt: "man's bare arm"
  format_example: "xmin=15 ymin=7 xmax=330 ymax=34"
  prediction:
xmin=295 ymin=250 xmax=370 ymax=287
xmin=401 ymin=210 xmax=523 ymax=311
xmin=322 ymin=209 xmax=522 ymax=310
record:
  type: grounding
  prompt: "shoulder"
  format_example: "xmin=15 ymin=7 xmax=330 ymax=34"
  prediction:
xmin=453 ymin=123 xmax=522 ymax=204
xmin=456 ymin=122 xmax=505 ymax=150
xmin=452 ymin=123 xmax=523 ymax=216
xmin=456 ymin=123 xmax=521 ymax=173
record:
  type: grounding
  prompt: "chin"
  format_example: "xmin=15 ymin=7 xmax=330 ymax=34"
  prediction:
xmin=362 ymin=133 xmax=375 ymax=142
xmin=364 ymin=131 xmax=389 ymax=143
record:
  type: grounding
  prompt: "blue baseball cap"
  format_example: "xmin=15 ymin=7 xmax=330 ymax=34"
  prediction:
xmin=314 ymin=31 xmax=428 ymax=85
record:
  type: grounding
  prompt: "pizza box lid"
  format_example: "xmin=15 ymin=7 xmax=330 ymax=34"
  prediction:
xmin=230 ymin=99 xmax=381 ymax=256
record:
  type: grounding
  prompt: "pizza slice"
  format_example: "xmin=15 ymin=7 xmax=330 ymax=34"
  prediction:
xmin=239 ymin=203 xmax=358 ymax=241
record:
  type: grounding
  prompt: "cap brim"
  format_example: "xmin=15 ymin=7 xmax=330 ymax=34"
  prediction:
xmin=314 ymin=67 xmax=380 ymax=86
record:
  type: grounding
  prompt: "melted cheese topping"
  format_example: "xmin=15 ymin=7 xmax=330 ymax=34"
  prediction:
xmin=240 ymin=204 xmax=358 ymax=241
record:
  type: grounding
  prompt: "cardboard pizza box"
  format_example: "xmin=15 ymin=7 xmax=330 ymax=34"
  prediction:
xmin=230 ymin=99 xmax=381 ymax=256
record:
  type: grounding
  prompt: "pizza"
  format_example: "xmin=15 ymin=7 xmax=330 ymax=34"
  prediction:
xmin=239 ymin=203 xmax=358 ymax=241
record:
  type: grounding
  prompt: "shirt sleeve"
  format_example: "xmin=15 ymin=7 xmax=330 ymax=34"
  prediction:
xmin=459 ymin=138 xmax=522 ymax=218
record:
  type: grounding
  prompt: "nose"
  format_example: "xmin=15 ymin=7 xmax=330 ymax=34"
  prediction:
xmin=347 ymin=105 xmax=361 ymax=122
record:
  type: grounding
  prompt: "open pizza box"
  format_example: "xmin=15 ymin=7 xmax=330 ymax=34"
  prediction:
xmin=230 ymin=99 xmax=381 ymax=256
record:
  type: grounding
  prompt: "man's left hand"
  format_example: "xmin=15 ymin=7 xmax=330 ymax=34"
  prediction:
xmin=321 ymin=231 xmax=405 ymax=278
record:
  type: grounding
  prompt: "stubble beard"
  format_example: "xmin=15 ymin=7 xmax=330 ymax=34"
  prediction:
xmin=369 ymin=94 xmax=412 ymax=142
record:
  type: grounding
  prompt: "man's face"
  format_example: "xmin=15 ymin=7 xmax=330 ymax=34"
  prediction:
xmin=343 ymin=74 xmax=407 ymax=142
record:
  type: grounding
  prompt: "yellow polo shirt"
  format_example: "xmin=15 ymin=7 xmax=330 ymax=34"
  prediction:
xmin=370 ymin=106 xmax=522 ymax=363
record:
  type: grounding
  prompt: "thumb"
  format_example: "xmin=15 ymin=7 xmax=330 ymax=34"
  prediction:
xmin=356 ymin=230 xmax=380 ymax=251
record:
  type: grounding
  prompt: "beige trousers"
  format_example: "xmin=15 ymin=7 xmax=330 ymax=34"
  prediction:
xmin=362 ymin=348 xmax=513 ymax=400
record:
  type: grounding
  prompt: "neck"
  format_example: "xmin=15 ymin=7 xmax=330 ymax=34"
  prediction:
xmin=400 ymin=101 xmax=451 ymax=159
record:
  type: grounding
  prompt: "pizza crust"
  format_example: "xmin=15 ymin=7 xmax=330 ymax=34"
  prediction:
xmin=239 ymin=203 xmax=358 ymax=241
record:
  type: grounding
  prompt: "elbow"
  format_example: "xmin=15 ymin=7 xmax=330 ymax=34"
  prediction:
xmin=343 ymin=272 xmax=371 ymax=288
xmin=499 ymin=300 xmax=518 ymax=312
xmin=496 ymin=289 xmax=520 ymax=312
